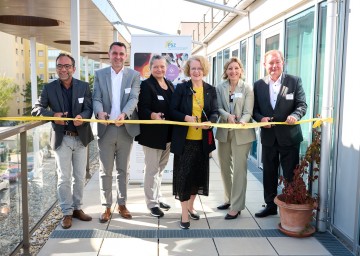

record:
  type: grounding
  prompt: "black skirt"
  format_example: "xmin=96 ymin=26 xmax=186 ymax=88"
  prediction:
xmin=173 ymin=140 xmax=209 ymax=202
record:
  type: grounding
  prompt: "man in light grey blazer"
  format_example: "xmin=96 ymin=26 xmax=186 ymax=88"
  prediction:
xmin=93 ymin=42 xmax=140 ymax=223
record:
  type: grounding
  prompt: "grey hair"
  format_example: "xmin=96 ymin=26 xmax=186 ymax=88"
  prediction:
xmin=149 ymin=54 xmax=167 ymax=69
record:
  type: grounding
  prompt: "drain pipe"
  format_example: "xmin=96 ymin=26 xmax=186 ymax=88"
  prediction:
xmin=317 ymin=0 xmax=337 ymax=232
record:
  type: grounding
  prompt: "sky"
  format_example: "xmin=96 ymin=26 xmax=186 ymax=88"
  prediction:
xmin=111 ymin=0 xmax=210 ymax=35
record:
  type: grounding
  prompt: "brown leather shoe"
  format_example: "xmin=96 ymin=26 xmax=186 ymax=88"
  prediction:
xmin=61 ymin=215 xmax=72 ymax=229
xmin=73 ymin=209 xmax=92 ymax=221
xmin=118 ymin=205 xmax=132 ymax=219
xmin=99 ymin=207 xmax=111 ymax=223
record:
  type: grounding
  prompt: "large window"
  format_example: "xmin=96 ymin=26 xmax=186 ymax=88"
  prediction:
xmin=285 ymin=7 xmax=315 ymax=153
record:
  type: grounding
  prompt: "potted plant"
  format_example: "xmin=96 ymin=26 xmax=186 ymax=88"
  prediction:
xmin=274 ymin=126 xmax=321 ymax=237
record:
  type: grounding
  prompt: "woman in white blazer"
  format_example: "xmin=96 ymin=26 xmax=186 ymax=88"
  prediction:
xmin=215 ymin=57 xmax=255 ymax=219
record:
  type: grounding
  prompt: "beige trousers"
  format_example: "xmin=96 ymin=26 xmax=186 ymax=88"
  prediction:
xmin=143 ymin=143 xmax=171 ymax=209
xmin=217 ymin=130 xmax=252 ymax=211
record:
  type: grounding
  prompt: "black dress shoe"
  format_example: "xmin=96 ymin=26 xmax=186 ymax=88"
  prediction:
xmin=188 ymin=210 xmax=200 ymax=220
xmin=217 ymin=203 xmax=231 ymax=210
xmin=159 ymin=202 xmax=171 ymax=211
xmin=225 ymin=211 xmax=240 ymax=220
xmin=254 ymin=206 xmax=277 ymax=218
xmin=150 ymin=207 xmax=164 ymax=217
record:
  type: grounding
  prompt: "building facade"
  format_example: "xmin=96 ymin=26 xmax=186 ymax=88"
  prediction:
xmin=181 ymin=0 xmax=359 ymax=253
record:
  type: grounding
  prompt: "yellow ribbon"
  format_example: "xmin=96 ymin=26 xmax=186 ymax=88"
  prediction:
xmin=0 ymin=116 xmax=333 ymax=129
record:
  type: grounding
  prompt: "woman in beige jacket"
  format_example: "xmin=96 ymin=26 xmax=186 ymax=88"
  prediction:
xmin=215 ymin=57 xmax=255 ymax=219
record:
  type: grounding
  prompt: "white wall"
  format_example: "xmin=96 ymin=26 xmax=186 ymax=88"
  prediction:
xmin=332 ymin=0 xmax=360 ymax=243
xmin=200 ymin=0 xmax=310 ymax=57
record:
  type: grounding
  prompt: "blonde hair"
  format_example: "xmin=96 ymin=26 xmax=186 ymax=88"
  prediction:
xmin=183 ymin=55 xmax=210 ymax=76
xmin=222 ymin=57 xmax=244 ymax=80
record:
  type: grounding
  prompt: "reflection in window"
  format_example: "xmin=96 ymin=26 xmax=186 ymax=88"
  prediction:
xmin=212 ymin=56 xmax=216 ymax=85
xmin=314 ymin=2 xmax=327 ymax=117
xmin=216 ymin=51 xmax=223 ymax=85
xmin=253 ymin=33 xmax=261 ymax=82
xmin=240 ymin=39 xmax=247 ymax=80
xmin=223 ymin=48 xmax=230 ymax=64
xmin=265 ymin=34 xmax=280 ymax=52
xmin=285 ymin=6 xmax=315 ymax=155
xmin=232 ymin=49 xmax=238 ymax=58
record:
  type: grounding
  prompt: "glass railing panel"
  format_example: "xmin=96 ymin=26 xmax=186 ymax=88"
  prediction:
xmin=0 ymin=122 xmax=57 ymax=255
xmin=0 ymin=133 xmax=22 ymax=255
xmin=26 ymin=123 xmax=57 ymax=230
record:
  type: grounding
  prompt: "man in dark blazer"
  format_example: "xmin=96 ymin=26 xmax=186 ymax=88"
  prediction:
xmin=253 ymin=50 xmax=307 ymax=218
xmin=93 ymin=42 xmax=140 ymax=223
xmin=32 ymin=53 xmax=94 ymax=229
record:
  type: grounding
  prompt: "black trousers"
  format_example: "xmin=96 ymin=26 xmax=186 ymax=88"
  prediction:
xmin=261 ymin=140 xmax=300 ymax=206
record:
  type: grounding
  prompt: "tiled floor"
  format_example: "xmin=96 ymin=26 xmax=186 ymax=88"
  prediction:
xmin=38 ymin=150 xmax=354 ymax=256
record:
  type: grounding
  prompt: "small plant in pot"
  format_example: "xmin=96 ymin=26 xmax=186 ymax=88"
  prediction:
xmin=274 ymin=126 xmax=321 ymax=237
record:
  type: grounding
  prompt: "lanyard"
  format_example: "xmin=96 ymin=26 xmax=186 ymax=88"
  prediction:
xmin=189 ymin=86 xmax=209 ymax=122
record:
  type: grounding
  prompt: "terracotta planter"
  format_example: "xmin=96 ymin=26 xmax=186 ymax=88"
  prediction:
xmin=274 ymin=194 xmax=316 ymax=237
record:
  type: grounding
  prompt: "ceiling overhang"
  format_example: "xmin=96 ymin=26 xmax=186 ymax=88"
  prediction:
xmin=0 ymin=0 xmax=128 ymax=62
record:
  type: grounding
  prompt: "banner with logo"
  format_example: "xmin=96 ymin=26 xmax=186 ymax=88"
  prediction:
xmin=129 ymin=35 xmax=192 ymax=183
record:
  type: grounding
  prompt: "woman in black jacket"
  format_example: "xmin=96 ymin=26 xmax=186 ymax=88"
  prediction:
xmin=136 ymin=55 xmax=174 ymax=218
xmin=170 ymin=55 xmax=218 ymax=229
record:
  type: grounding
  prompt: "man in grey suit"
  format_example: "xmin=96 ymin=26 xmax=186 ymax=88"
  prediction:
xmin=93 ymin=42 xmax=140 ymax=223
xmin=253 ymin=50 xmax=307 ymax=218
xmin=32 ymin=53 xmax=94 ymax=229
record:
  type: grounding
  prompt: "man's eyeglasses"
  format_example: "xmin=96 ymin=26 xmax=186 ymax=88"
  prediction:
xmin=56 ymin=64 xmax=73 ymax=70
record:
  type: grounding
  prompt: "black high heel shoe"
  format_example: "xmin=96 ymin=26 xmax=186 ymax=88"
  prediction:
xmin=180 ymin=217 xmax=190 ymax=229
xmin=188 ymin=210 xmax=200 ymax=220
xmin=224 ymin=211 xmax=240 ymax=220
xmin=217 ymin=203 xmax=231 ymax=210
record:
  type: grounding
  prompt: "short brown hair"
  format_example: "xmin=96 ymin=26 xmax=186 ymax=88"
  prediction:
xmin=222 ymin=57 xmax=244 ymax=80
xmin=56 ymin=53 xmax=75 ymax=67
xmin=183 ymin=55 xmax=210 ymax=77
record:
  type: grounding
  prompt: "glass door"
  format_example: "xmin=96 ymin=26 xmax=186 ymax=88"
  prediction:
xmin=252 ymin=23 xmax=283 ymax=168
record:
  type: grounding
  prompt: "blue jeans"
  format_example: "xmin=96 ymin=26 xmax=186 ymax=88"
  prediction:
xmin=54 ymin=135 xmax=87 ymax=215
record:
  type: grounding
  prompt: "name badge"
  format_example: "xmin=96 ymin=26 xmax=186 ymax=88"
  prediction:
xmin=234 ymin=93 xmax=242 ymax=98
xmin=286 ymin=93 xmax=294 ymax=100
xmin=157 ymin=95 xmax=164 ymax=100
xmin=125 ymin=88 xmax=131 ymax=94
xmin=78 ymin=97 xmax=84 ymax=103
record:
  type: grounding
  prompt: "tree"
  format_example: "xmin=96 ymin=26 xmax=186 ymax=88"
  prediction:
xmin=0 ymin=77 xmax=19 ymax=117
xmin=80 ymin=74 xmax=94 ymax=92
xmin=22 ymin=76 xmax=45 ymax=115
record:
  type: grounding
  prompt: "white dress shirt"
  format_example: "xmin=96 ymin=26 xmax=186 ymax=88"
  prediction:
xmin=109 ymin=67 xmax=124 ymax=120
xmin=269 ymin=74 xmax=282 ymax=109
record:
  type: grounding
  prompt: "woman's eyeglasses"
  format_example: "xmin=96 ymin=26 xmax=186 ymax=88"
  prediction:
xmin=190 ymin=67 xmax=203 ymax=72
